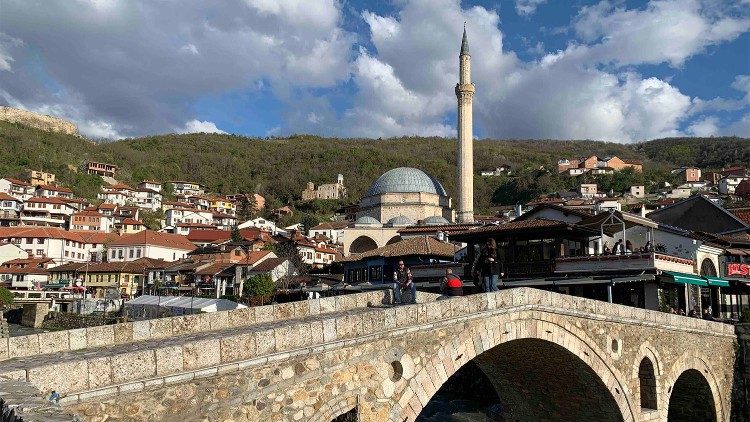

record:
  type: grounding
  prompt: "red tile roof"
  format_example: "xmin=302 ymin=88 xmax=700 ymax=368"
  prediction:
xmin=186 ymin=229 xmax=231 ymax=243
xmin=0 ymin=227 xmax=85 ymax=242
xmin=98 ymin=203 xmax=117 ymax=210
xmin=0 ymin=192 xmax=20 ymax=201
xmin=69 ymin=231 xmax=120 ymax=244
xmin=26 ymin=197 xmax=71 ymax=205
xmin=341 ymin=236 xmax=458 ymax=262
xmin=249 ymin=257 xmax=286 ymax=273
xmin=109 ymin=230 xmax=195 ymax=250
xmin=2 ymin=178 xmax=30 ymax=186
xmin=37 ymin=184 xmax=72 ymax=193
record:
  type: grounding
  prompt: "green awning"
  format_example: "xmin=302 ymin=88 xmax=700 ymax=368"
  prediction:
xmin=704 ymin=276 xmax=729 ymax=287
xmin=662 ymin=271 xmax=708 ymax=287
xmin=44 ymin=283 xmax=69 ymax=289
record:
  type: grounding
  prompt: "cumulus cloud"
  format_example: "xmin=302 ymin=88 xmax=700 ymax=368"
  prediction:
xmin=0 ymin=0 xmax=354 ymax=138
xmin=515 ymin=0 xmax=547 ymax=16
xmin=181 ymin=120 xmax=227 ymax=134
xmin=573 ymin=0 xmax=750 ymax=67
xmin=0 ymin=0 xmax=747 ymax=142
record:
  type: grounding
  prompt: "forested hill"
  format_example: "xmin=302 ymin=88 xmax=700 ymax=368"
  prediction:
xmin=0 ymin=120 xmax=747 ymax=212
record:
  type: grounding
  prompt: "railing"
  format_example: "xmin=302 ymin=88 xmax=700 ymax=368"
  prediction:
xmin=504 ymin=260 xmax=555 ymax=277
xmin=9 ymin=290 xmax=75 ymax=300
xmin=555 ymin=252 xmax=695 ymax=274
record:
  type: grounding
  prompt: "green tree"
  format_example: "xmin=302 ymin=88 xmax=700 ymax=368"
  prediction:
xmin=231 ymin=225 xmax=243 ymax=242
xmin=0 ymin=287 xmax=14 ymax=309
xmin=140 ymin=209 xmax=164 ymax=231
xmin=243 ymin=274 xmax=275 ymax=305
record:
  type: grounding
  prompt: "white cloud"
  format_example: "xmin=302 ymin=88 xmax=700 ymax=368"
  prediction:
xmin=0 ymin=0 xmax=354 ymax=137
xmin=686 ymin=116 xmax=720 ymax=136
xmin=515 ymin=0 xmax=547 ymax=16
xmin=573 ymin=0 xmax=750 ymax=67
xmin=181 ymin=119 xmax=227 ymax=134
xmin=727 ymin=113 xmax=750 ymax=137
xmin=0 ymin=33 xmax=22 ymax=72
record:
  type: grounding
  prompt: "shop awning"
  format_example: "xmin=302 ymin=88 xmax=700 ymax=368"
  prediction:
xmin=704 ymin=275 xmax=729 ymax=287
xmin=662 ymin=271 xmax=708 ymax=287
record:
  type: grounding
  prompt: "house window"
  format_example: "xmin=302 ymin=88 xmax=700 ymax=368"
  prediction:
xmin=36 ymin=249 xmax=44 ymax=256
xmin=25 ymin=250 xmax=32 ymax=256
xmin=25 ymin=238 xmax=32 ymax=244
xmin=136 ymin=249 xmax=141 ymax=258
xmin=129 ymin=249 xmax=134 ymax=258
xmin=36 ymin=238 xmax=44 ymax=244
xmin=65 ymin=251 xmax=69 ymax=257
xmin=118 ymin=250 xmax=124 ymax=259
xmin=110 ymin=250 xmax=116 ymax=259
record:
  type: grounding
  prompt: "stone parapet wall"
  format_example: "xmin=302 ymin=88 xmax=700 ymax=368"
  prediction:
xmin=0 ymin=379 xmax=79 ymax=421
xmin=0 ymin=106 xmax=78 ymax=136
xmin=0 ymin=288 xmax=730 ymax=403
xmin=0 ymin=290 xmax=406 ymax=362
xmin=56 ymin=288 xmax=736 ymax=421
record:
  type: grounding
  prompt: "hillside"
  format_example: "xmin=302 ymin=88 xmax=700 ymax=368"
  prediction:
xmin=0 ymin=120 xmax=748 ymax=214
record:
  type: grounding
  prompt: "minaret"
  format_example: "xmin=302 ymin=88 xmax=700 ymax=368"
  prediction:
xmin=455 ymin=25 xmax=475 ymax=223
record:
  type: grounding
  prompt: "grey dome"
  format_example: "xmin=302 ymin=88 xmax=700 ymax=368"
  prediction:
xmin=354 ymin=216 xmax=382 ymax=227
xmin=424 ymin=216 xmax=450 ymax=225
xmin=387 ymin=215 xmax=415 ymax=227
xmin=365 ymin=167 xmax=447 ymax=197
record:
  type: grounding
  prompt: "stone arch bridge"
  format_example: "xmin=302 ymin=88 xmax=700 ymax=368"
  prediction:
xmin=0 ymin=288 xmax=737 ymax=421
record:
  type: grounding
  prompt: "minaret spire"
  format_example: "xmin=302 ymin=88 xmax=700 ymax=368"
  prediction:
xmin=455 ymin=25 xmax=475 ymax=223
xmin=461 ymin=23 xmax=469 ymax=56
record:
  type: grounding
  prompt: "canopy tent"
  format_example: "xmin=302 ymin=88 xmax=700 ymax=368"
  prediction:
xmin=577 ymin=210 xmax=659 ymax=254
xmin=662 ymin=271 xmax=708 ymax=287
xmin=703 ymin=275 xmax=730 ymax=287
xmin=124 ymin=295 xmax=246 ymax=319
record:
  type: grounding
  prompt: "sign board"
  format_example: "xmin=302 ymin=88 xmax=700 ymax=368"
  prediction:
xmin=727 ymin=263 xmax=750 ymax=277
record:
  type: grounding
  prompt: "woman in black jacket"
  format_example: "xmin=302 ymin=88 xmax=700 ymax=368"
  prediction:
xmin=475 ymin=238 xmax=501 ymax=292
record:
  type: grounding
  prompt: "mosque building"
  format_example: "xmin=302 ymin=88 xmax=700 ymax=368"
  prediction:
xmin=342 ymin=28 xmax=475 ymax=255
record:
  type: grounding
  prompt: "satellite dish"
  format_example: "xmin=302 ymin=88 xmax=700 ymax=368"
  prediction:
xmin=75 ymin=281 xmax=82 ymax=287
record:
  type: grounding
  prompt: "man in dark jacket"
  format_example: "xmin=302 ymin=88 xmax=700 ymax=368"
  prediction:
xmin=392 ymin=260 xmax=416 ymax=304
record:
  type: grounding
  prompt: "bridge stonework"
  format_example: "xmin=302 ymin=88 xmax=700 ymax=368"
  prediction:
xmin=0 ymin=289 xmax=737 ymax=421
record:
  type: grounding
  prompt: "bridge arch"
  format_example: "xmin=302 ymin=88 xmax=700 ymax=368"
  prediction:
xmin=664 ymin=352 xmax=724 ymax=421
xmin=349 ymin=235 xmax=378 ymax=254
xmin=395 ymin=316 xmax=635 ymax=421
xmin=309 ymin=394 xmax=358 ymax=422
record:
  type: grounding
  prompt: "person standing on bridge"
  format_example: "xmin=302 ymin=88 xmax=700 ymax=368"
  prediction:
xmin=441 ymin=268 xmax=464 ymax=297
xmin=392 ymin=260 xmax=416 ymax=304
xmin=476 ymin=238 xmax=501 ymax=293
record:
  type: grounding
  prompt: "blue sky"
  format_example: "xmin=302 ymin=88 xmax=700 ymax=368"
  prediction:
xmin=0 ymin=0 xmax=748 ymax=142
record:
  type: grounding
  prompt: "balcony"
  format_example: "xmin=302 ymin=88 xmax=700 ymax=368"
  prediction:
xmin=555 ymin=252 xmax=695 ymax=275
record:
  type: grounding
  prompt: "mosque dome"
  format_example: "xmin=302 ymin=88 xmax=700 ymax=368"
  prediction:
xmin=424 ymin=216 xmax=450 ymax=225
xmin=354 ymin=216 xmax=382 ymax=227
xmin=364 ymin=167 xmax=448 ymax=197
xmin=386 ymin=215 xmax=415 ymax=227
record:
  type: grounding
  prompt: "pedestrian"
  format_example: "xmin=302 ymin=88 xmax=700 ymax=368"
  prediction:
xmin=703 ymin=308 xmax=715 ymax=321
xmin=392 ymin=260 xmax=416 ymax=304
xmin=441 ymin=268 xmax=464 ymax=297
xmin=643 ymin=241 xmax=654 ymax=253
xmin=625 ymin=240 xmax=633 ymax=254
xmin=602 ymin=242 xmax=610 ymax=255
xmin=613 ymin=239 xmax=624 ymax=255
xmin=475 ymin=238 xmax=501 ymax=293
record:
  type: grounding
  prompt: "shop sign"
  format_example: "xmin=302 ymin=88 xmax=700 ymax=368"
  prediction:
xmin=727 ymin=263 xmax=750 ymax=277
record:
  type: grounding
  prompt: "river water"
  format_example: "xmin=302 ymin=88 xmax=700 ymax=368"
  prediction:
xmin=417 ymin=392 xmax=505 ymax=421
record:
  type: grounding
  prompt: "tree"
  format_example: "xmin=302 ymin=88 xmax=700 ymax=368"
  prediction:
xmin=231 ymin=225 xmax=243 ymax=242
xmin=244 ymin=274 xmax=275 ymax=305
xmin=299 ymin=213 xmax=321 ymax=234
xmin=0 ymin=287 xmax=13 ymax=310
xmin=140 ymin=209 xmax=164 ymax=231
xmin=275 ymin=239 xmax=310 ymax=277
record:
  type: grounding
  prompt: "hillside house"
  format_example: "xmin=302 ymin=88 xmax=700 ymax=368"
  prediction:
xmin=301 ymin=174 xmax=347 ymax=200
xmin=27 ymin=170 xmax=55 ymax=186
xmin=672 ymin=167 xmax=702 ymax=183
xmin=719 ymin=176 xmax=749 ymax=195
xmin=70 ymin=209 xmax=114 ymax=232
xmin=0 ymin=178 xmax=34 ymax=201
xmin=308 ymin=221 xmax=349 ymax=245
xmin=0 ymin=227 xmax=88 ymax=262
xmin=21 ymin=197 xmax=76 ymax=228
xmin=107 ymin=230 xmax=195 ymax=262
xmin=137 ymin=180 xmax=162 ymax=192
xmin=86 ymin=161 xmax=118 ymax=178
xmin=0 ymin=193 xmax=21 ymax=227
xmin=35 ymin=184 xmax=73 ymax=199
xmin=168 ymin=181 xmax=207 ymax=196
